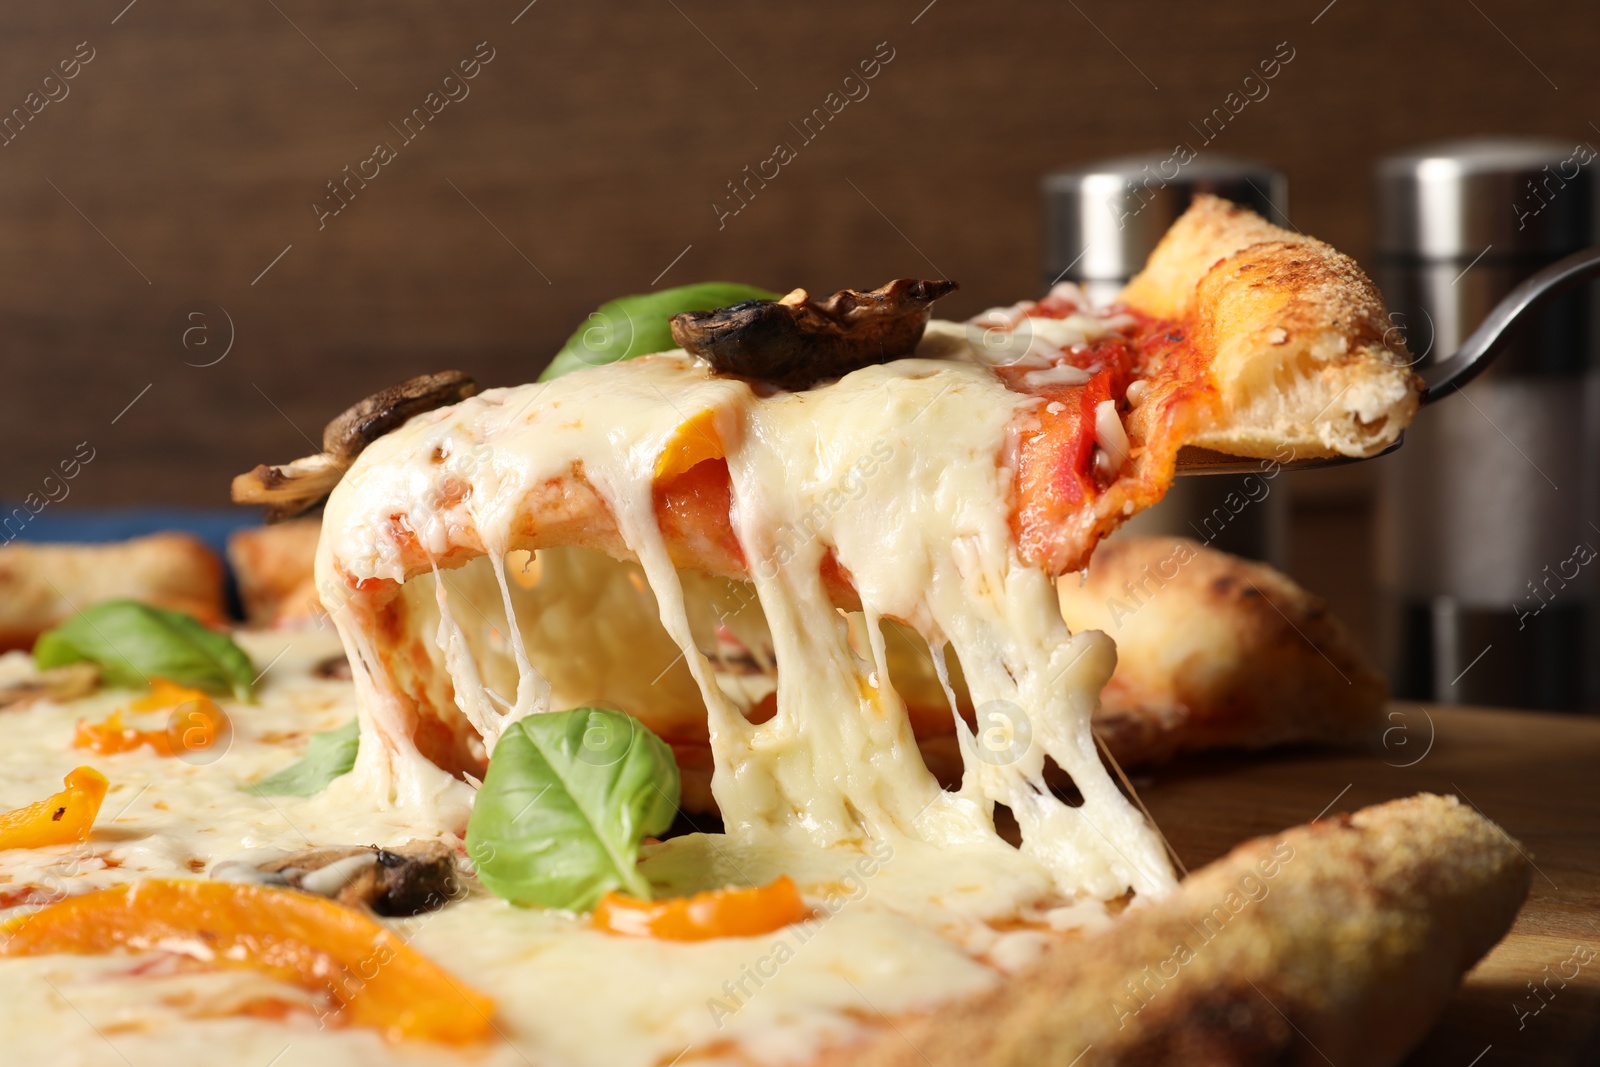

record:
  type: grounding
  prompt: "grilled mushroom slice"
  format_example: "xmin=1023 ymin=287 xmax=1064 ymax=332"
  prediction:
xmin=212 ymin=841 xmax=458 ymax=916
xmin=668 ymin=278 xmax=959 ymax=390
xmin=0 ymin=663 xmax=100 ymax=711
xmin=232 ymin=371 xmax=476 ymax=522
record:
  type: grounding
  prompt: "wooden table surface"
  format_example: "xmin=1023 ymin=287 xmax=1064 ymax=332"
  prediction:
xmin=1137 ymin=705 xmax=1600 ymax=1066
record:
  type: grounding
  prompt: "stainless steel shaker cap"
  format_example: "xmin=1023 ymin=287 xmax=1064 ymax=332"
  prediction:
xmin=1042 ymin=154 xmax=1288 ymax=284
xmin=1375 ymin=137 xmax=1596 ymax=259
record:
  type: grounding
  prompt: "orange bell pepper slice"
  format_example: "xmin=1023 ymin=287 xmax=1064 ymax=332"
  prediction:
xmin=655 ymin=409 xmax=724 ymax=481
xmin=0 ymin=766 xmax=108 ymax=850
xmin=0 ymin=879 xmax=495 ymax=1044
xmin=593 ymin=875 xmax=810 ymax=941
xmin=74 ymin=685 xmax=228 ymax=759
xmin=74 ymin=711 xmax=173 ymax=756
xmin=129 ymin=679 xmax=213 ymax=711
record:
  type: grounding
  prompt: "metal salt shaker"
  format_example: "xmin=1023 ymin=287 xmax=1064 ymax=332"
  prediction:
xmin=1374 ymin=137 xmax=1598 ymax=709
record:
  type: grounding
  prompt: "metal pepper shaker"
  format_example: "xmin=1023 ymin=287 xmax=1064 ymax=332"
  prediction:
xmin=1041 ymin=153 xmax=1291 ymax=565
xmin=1373 ymin=138 xmax=1598 ymax=709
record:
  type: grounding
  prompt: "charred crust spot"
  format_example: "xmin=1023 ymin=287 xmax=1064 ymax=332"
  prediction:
xmin=50 ymin=806 xmax=66 ymax=821
xmin=668 ymin=278 xmax=959 ymax=391
xmin=1126 ymin=981 xmax=1297 ymax=1061
xmin=1210 ymin=573 xmax=1252 ymax=600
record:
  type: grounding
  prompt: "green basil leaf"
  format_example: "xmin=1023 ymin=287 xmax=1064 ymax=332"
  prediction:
xmin=247 ymin=718 xmax=360 ymax=797
xmin=466 ymin=707 xmax=680 ymax=911
xmin=33 ymin=599 xmax=255 ymax=701
xmin=539 ymin=282 xmax=778 ymax=381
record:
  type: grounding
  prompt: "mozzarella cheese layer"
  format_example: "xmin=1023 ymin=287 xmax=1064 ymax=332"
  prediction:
xmin=0 ymin=638 xmax=1086 ymax=1067
xmin=0 ymin=329 xmax=1178 ymax=1067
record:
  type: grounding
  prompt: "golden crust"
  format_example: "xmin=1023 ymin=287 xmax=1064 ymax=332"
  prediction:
xmin=816 ymin=793 xmax=1530 ymax=1067
xmin=227 ymin=519 xmax=324 ymax=627
xmin=1057 ymin=536 xmax=1386 ymax=766
xmin=1120 ymin=195 xmax=1422 ymax=460
xmin=0 ymin=533 xmax=225 ymax=651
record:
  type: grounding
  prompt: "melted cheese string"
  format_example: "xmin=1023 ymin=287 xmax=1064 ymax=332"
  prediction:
xmin=316 ymin=345 xmax=1176 ymax=903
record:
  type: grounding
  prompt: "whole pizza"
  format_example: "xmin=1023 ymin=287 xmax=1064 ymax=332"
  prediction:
xmin=0 ymin=198 xmax=1525 ymax=1067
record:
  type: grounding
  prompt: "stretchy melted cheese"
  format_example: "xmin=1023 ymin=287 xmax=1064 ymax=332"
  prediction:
xmin=317 ymin=349 xmax=1173 ymax=901
xmin=0 ymin=334 xmax=1180 ymax=1067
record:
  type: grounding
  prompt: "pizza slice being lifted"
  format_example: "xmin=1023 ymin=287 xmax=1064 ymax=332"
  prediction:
xmin=233 ymin=195 xmax=1420 ymax=817
xmin=39 ymin=193 xmax=1495 ymax=1066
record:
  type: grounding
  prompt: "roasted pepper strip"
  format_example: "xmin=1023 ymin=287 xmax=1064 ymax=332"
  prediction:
xmin=75 ymin=680 xmax=229 ymax=758
xmin=655 ymin=409 xmax=724 ymax=480
xmin=74 ymin=702 xmax=226 ymax=759
xmin=0 ymin=766 xmax=107 ymax=849
xmin=73 ymin=711 xmax=173 ymax=757
xmin=0 ymin=879 xmax=495 ymax=1044
xmin=593 ymin=875 xmax=810 ymax=941
xmin=129 ymin=679 xmax=213 ymax=711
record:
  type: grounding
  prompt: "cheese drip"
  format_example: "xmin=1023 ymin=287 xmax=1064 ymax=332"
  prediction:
xmin=316 ymin=348 xmax=1176 ymax=901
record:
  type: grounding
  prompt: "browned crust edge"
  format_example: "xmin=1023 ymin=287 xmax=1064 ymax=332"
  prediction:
xmin=1059 ymin=536 xmax=1387 ymax=767
xmin=814 ymin=793 xmax=1529 ymax=1067
xmin=1119 ymin=195 xmax=1423 ymax=460
xmin=0 ymin=532 xmax=227 ymax=650
xmin=227 ymin=518 xmax=324 ymax=627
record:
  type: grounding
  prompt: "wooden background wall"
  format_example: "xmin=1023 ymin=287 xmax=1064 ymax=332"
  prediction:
xmin=0 ymin=0 xmax=1594 ymax=510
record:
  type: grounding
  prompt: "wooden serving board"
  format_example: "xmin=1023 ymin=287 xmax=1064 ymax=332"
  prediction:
xmin=1137 ymin=704 xmax=1600 ymax=1066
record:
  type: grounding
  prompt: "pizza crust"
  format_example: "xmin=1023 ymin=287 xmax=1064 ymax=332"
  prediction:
xmin=1057 ymin=536 xmax=1386 ymax=766
xmin=815 ymin=793 xmax=1529 ymax=1067
xmin=0 ymin=533 xmax=226 ymax=651
xmin=1120 ymin=195 xmax=1422 ymax=460
xmin=228 ymin=518 xmax=324 ymax=627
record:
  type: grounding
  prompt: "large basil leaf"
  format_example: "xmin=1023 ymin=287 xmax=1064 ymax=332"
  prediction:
xmin=33 ymin=599 xmax=255 ymax=701
xmin=539 ymin=282 xmax=777 ymax=381
xmin=247 ymin=718 xmax=359 ymax=797
xmin=466 ymin=708 xmax=679 ymax=911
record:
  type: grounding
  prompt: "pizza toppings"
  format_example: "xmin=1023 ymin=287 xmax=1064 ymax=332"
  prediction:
xmin=32 ymin=600 xmax=256 ymax=701
xmin=465 ymin=708 xmax=680 ymax=911
xmin=0 ymin=879 xmax=496 ymax=1044
xmin=321 ymin=370 xmax=479 ymax=465
xmin=232 ymin=370 xmax=478 ymax=521
xmin=72 ymin=706 xmax=223 ymax=758
xmin=593 ymin=876 xmax=810 ymax=941
xmin=655 ymin=409 xmax=725 ymax=480
xmin=321 ymin=354 xmax=1174 ymax=903
xmin=231 ymin=452 xmax=349 ymax=524
xmin=541 ymin=281 xmax=780 ymax=381
xmin=72 ymin=680 xmax=229 ymax=758
xmin=0 ymin=765 xmax=107 ymax=850
xmin=213 ymin=841 xmax=458 ymax=917
xmin=0 ymin=662 xmax=99 ymax=710
xmin=246 ymin=717 xmax=359 ymax=797
xmin=668 ymin=278 xmax=959 ymax=390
